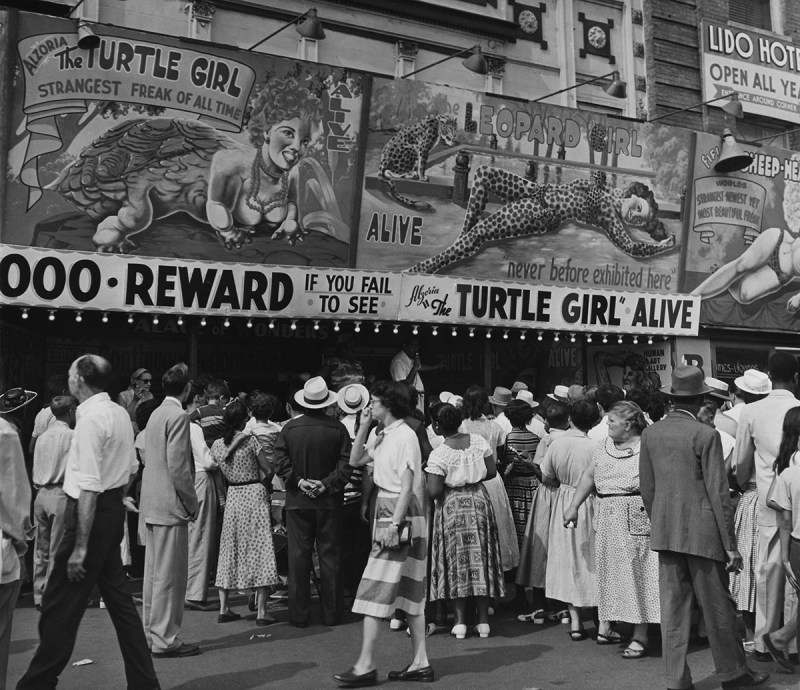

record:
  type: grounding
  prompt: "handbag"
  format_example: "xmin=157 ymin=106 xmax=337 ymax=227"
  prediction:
xmin=374 ymin=517 xmax=412 ymax=547
xmin=627 ymin=503 xmax=651 ymax=537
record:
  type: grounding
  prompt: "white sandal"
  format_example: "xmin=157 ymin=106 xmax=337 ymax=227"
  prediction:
xmin=475 ymin=624 xmax=490 ymax=639
xmin=517 ymin=609 xmax=546 ymax=624
xmin=451 ymin=624 xmax=467 ymax=640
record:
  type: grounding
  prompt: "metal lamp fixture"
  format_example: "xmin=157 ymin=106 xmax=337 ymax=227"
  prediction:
xmin=248 ymin=8 xmax=325 ymax=51
xmin=714 ymin=128 xmax=752 ymax=173
xmin=68 ymin=0 xmax=100 ymax=49
xmin=532 ymin=70 xmax=627 ymax=103
xmin=401 ymin=45 xmax=488 ymax=79
xmin=647 ymin=92 xmax=743 ymax=123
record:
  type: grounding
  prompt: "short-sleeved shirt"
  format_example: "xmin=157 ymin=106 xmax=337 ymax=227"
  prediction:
xmin=772 ymin=464 xmax=800 ymax=539
xmin=63 ymin=392 xmax=138 ymax=499
xmin=425 ymin=434 xmax=490 ymax=488
xmin=540 ymin=428 xmax=596 ymax=487
xmin=366 ymin=419 xmax=422 ymax=494
xmin=188 ymin=403 xmax=225 ymax=448
xmin=31 ymin=407 xmax=56 ymax=441
xmin=32 ymin=420 xmax=73 ymax=486
xmin=460 ymin=417 xmax=504 ymax=456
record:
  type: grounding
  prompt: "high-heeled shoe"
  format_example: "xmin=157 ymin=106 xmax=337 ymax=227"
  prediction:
xmin=451 ymin=624 xmax=467 ymax=639
xmin=474 ymin=624 xmax=490 ymax=639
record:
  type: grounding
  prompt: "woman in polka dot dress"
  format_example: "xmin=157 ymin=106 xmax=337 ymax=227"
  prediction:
xmin=563 ymin=401 xmax=660 ymax=659
xmin=212 ymin=400 xmax=280 ymax=626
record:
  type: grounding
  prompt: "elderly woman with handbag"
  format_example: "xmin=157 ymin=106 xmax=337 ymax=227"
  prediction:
xmin=335 ymin=381 xmax=432 ymax=687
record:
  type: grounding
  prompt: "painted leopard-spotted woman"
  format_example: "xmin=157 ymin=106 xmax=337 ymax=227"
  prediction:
xmin=408 ymin=166 xmax=676 ymax=273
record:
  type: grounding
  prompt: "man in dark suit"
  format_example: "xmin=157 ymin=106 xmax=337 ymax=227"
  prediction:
xmin=140 ymin=363 xmax=200 ymax=658
xmin=274 ymin=377 xmax=352 ymax=628
xmin=640 ymin=365 xmax=768 ymax=690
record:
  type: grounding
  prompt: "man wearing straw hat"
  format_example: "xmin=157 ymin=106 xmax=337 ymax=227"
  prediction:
xmin=274 ymin=377 xmax=352 ymax=628
xmin=640 ymin=365 xmax=768 ymax=690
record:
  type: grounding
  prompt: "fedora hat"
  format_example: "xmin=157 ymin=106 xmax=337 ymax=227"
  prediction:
xmin=547 ymin=385 xmax=570 ymax=402
xmin=337 ymin=383 xmax=369 ymax=414
xmin=515 ymin=390 xmax=539 ymax=408
xmin=662 ymin=365 xmax=712 ymax=398
xmin=734 ymin=369 xmax=771 ymax=396
xmin=294 ymin=376 xmax=338 ymax=409
xmin=0 ymin=387 xmax=38 ymax=415
xmin=489 ymin=386 xmax=513 ymax=407
xmin=511 ymin=380 xmax=528 ymax=395
xmin=704 ymin=376 xmax=730 ymax=401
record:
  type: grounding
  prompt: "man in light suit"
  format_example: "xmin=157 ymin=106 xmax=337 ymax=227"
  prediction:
xmin=640 ymin=365 xmax=768 ymax=690
xmin=140 ymin=363 xmax=200 ymax=658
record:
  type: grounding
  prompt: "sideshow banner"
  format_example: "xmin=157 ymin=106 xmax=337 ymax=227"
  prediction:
xmin=398 ymin=273 xmax=699 ymax=336
xmin=682 ymin=130 xmax=800 ymax=330
xmin=0 ymin=245 xmax=402 ymax=319
xmin=1 ymin=244 xmax=699 ymax=335
xmin=356 ymin=77 xmax=689 ymax=292
xmin=5 ymin=13 xmax=364 ymax=268
xmin=701 ymin=21 xmax=800 ymax=125
xmin=586 ymin=342 xmax=674 ymax=391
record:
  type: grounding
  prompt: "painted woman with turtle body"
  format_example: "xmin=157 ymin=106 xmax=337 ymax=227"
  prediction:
xmin=206 ymin=77 xmax=324 ymax=249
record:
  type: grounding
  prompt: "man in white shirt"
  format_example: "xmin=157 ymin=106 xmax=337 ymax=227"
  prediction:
xmin=588 ymin=385 xmax=625 ymax=442
xmin=732 ymin=352 xmax=800 ymax=660
xmin=0 ymin=416 xmax=31 ymax=690
xmin=31 ymin=395 xmax=76 ymax=608
xmin=390 ymin=338 xmax=440 ymax=414
xmin=18 ymin=354 xmax=159 ymax=690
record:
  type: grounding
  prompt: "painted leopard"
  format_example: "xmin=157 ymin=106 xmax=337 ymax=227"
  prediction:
xmin=378 ymin=114 xmax=458 ymax=211
xmin=407 ymin=166 xmax=676 ymax=273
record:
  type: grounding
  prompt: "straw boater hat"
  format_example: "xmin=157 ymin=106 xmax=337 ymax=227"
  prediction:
xmin=704 ymin=376 xmax=730 ymax=401
xmin=0 ymin=387 xmax=38 ymax=415
xmin=734 ymin=369 xmax=772 ymax=396
xmin=439 ymin=391 xmax=454 ymax=404
xmin=337 ymin=383 xmax=369 ymax=414
xmin=662 ymin=366 xmax=712 ymax=398
xmin=547 ymin=385 xmax=570 ymax=402
xmin=294 ymin=376 xmax=338 ymax=409
xmin=511 ymin=381 xmax=528 ymax=395
xmin=515 ymin=390 xmax=539 ymax=408
xmin=488 ymin=386 xmax=513 ymax=407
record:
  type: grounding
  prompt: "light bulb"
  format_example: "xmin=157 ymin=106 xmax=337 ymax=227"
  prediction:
xmin=268 ymin=319 xmax=275 ymax=329
xmin=432 ymin=326 xmax=438 ymax=336
xmin=537 ymin=331 xmax=543 ymax=341
xmin=177 ymin=315 xmax=183 ymax=326
xmin=223 ymin=317 xmax=230 ymax=328
xmin=393 ymin=324 xmax=399 ymax=334
xmin=374 ymin=322 xmax=381 ymax=333
xmin=75 ymin=311 xmax=83 ymax=323
xmin=313 ymin=320 xmax=320 ymax=330
xmin=632 ymin=335 xmax=639 ymax=345
xmin=48 ymin=310 xmax=55 ymax=321
xmin=618 ymin=335 xmax=623 ymax=344
xmin=602 ymin=334 xmax=608 ymax=344
xmin=469 ymin=327 xmax=475 ymax=338
xmin=647 ymin=336 xmax=653 ymax=345
xmin=21 ymin=308 xmax=28 ymax=319
xmin=152 ymin=314 xmax=158 ymax=325
xmin=353 ymin=321 xmax=361 ymax=333
xmin=200 ymin=316 xmax=207 ymax=327
xmin=486 ymin=328 xmax=492 ymax=339
xmin=412 ymin=325 xmax=419 ymax=335
xmin=101 ymin=312 xmax=108 ymax=323
xmin=334 ymin=321 xmax=340 ymax=332
xmin=503 ymin=329 xmax=509 ymax=340
xmin=520 ymin=331 xmax=526 ymax=341
xmin=570 ymin=333 xmax=576 ymax=343
xmin=586 ymin=334 xmax=592 ymax=343
xmin=246 ymin=318 xmax=253 ymax=328
xmin=290 ymin=319 xmax=297 ymax=331
xmin=451 ymin=327 xmax=457 ymax=337
xmin=127 ymin=313 xmax=134 ymax=324
xmin=553 ymin=332 xmax=560 ymax=342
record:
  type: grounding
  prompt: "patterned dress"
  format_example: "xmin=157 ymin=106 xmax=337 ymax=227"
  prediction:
xmin=729 ymin=481 xmax=759 ymax=612
xmin=212 ymin=434 xmax=279 ymax=590
xmin=594 ymin=437 xmax=660 ymax=623
xmin=460 ymin=417 xmax=519 ymax=570
xmin=426 ymin=436 xmax=505 ymax=601
xmin=503 ymin=428 xmax=541 ymax=547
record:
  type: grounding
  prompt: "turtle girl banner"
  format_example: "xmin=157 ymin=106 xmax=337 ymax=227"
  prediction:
xmin=681 ymin=130 xmax=800 ymax=331
xmin=356 ymin=77 xmax=690 ymax=294
xmin=4 ymin=12 xmax=364 ymax=269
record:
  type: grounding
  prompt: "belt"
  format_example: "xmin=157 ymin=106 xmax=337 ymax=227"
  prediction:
xmin=596 ymin=490 xmax=640 ymax=498
xmin=35 ymin=482 xmax=63 ymax=490
xmin=227 ymin=479 xmax=262 ymax=487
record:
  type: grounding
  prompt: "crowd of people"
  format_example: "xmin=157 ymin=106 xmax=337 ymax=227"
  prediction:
xmin=2 ymin=343 xmax=800 ymax=689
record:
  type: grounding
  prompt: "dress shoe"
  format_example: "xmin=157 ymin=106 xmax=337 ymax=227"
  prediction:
xmin=217 ymin=611 xmax=241 ymax=623
xmin=720 ymin=671 xmax=770 ymax=689
xmin=750 ymin=651 xmax=771 ymax=663
xmin=762 ymin=633 xmax=794 ymax=672
xmin=256 ymin=615 xmax=278 ymax=626
xmin=151 ymin=643 xmax=201 ymax=658
xmin=387 ymin=665 xmax=435 ymax=682
xmin=333 ymin=667 xmax=377 ymax=687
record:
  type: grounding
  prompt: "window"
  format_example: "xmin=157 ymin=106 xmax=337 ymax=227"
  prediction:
xmin=729 ymin=0 xmax=772 ymax=32
xmin=395 ymin=56 xmax=416 ymax=79
xmin=485 ymin=73 xmax=503 ymax=95
xmin=297 ymin=37 xmax=318 ymax=62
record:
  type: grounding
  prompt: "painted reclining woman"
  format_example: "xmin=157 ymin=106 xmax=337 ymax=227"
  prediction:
xmin=408 ymin=167 xmax=675 ymax=274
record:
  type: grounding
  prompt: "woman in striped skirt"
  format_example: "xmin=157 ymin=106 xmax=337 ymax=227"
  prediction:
xmin=335 ymin=381 xmax=433 ymax=686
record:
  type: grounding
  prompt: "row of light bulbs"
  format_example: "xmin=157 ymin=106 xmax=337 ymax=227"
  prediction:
xmin=21 ymin=307 xmax=663 ymax=345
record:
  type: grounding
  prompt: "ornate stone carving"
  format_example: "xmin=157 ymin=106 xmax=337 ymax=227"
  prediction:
xmin=185 ymin=1 xmax=216 ymax=22
xmin=396 ymin=40 xmax=419 ymax=58
xmin=632 ymin=9 xmax=643 ymax=25
xmin=635 ymin=76 xmax=646 ymax=92
xmin=633 ymin=42 xmax=644 ymax=58
xmin=486 ymin=57 xmax=506 ymax=76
